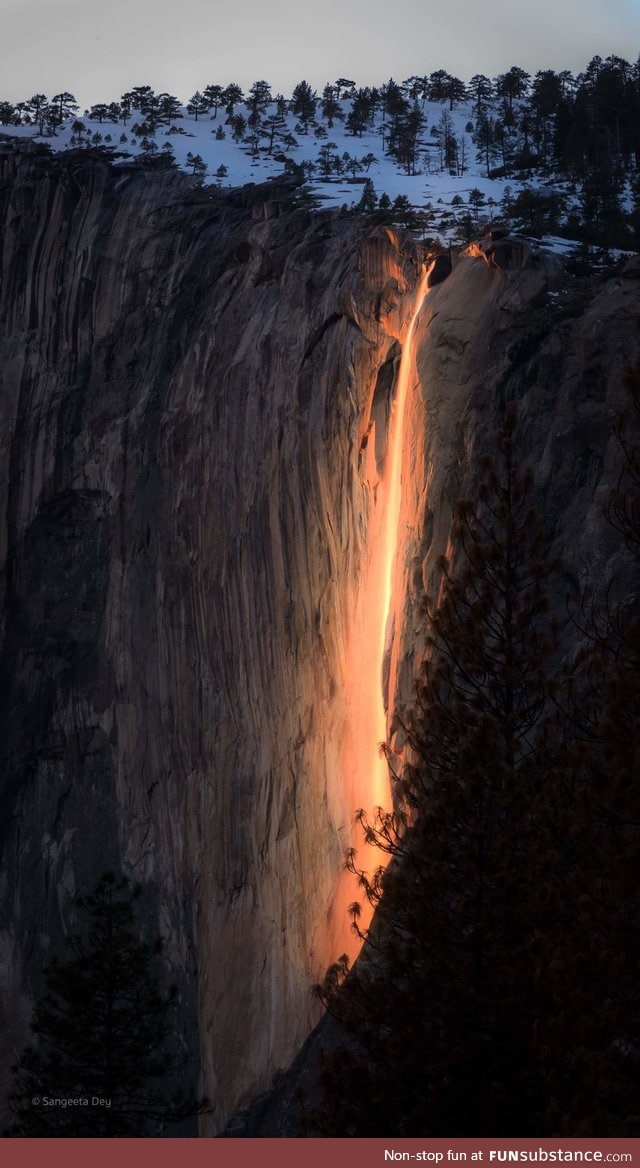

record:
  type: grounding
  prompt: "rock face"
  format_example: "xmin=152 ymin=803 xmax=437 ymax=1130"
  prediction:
xmin=0 ymin=146 xmax=639 ymax=1136
xmin=0 ymin=145 xmax=423 ymax=1132
xmin=390 ymin=247 xmax=640 ymax=740
xmin=222 ymin=242 xmax=640 ymax=1136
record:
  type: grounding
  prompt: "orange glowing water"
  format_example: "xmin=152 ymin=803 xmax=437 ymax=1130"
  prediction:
xmin=331 ymin=264 xmax=431 ymax=958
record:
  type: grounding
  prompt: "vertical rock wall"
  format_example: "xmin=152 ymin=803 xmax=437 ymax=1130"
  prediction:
xmin=391 ymin=247 xmax=640 ymax=738
xmin=0 ymin=146 xmax=423 ymax=1131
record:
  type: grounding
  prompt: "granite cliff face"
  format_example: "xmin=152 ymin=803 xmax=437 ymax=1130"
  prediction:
xmin=390 ymin=245 xmax=640 ymax=741
xmin=222 ymin=246 xmax=640 ymax=1137
xmin=0 ymin=144 xmax=423 ymax=1132
xmin=1 ymin=143 xmax=639 ymax=1135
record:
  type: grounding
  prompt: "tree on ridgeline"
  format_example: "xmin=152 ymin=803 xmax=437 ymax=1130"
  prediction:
xmin=25 ymin=93 xmax=49 ymax=134
xmin=87 ymin=103 xmax=110 ymax=124
xmin=247 ymin=80 xmax=272 ymax=123
xmin=51 ymin=91 xmax=78 ymax=124
xmin=222 ymin=83 xmax=243 ymax=115
xmin=291 ymin=80 xmax=317 ymax=133
xmin=203 ymin=83 xmax=224 ymax=117
xmin=321 ymin=83 xmax=342 ymax=126
xmin=0 ymin=100 xmax=17 ymax=125
xmin=187 ymin=91 xmax=208 ymax=121
xmin=158 ymin=93 xmax=182 ymax=125
xmin=6 ymin=874 xmax=206 ymax=1136
xmin=119 ymin=91 xmax=135 ymax=124
xmin=468 ymin=73 xmax=493 ymax=117
xmin=346 ymin=87 xmax=378 ymax=138
xmin=496 ymin=65 xmax=531 ymax=113
xmin=334 ymin=78 xmax=356 ymax=100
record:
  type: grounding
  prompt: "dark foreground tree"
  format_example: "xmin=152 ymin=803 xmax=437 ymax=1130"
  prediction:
xmin=545 ymin=364 xmax=640 ymax=1134
xmin=6 ymin=874 xmax=204 ymax=1136
xmin=311 ymin=406 xmax=640 ymax=1136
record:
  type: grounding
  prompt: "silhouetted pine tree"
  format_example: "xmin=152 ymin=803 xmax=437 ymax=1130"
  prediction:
xmin=541 ymin=365 xmax=640 ymax=1135
xmin=6 ymin=874 xmax=204 ymax=1136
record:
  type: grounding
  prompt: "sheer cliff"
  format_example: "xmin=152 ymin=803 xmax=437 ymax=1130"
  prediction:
xmin=1 ymin=143 xmax=639 ymax=1136
xmin=0 ymin=144 xmax=422 ymax=1132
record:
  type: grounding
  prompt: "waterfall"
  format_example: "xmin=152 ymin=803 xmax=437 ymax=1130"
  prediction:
xmin=332 ymin=263 xmax=431 ymax=957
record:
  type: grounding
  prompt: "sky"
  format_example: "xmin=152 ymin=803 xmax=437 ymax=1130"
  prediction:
xmin=0 ymin=0 xmax=638 ymax=109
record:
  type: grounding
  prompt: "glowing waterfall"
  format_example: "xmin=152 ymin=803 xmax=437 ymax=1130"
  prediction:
xmin=333 ymin=264 xmax=430 ymax=956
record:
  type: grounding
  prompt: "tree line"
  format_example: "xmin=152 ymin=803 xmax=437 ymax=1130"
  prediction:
xmin=1 ymin=59 xmax=639 ymax=248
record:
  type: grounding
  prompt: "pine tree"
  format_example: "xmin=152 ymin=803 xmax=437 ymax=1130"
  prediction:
xmin=6 ymin=874 xmax=204 ymax=1136
xmin=187 ymin=91 xmax=208 ymax=121
xmin=321 ymin=84 xmax=342 ymax=126
xmin=222 ymin=83 xmax=243 ymax=115
xmin=51 ymin=91 xmax=78 ymax=124
xmin=25 ymin=93 xmax=49 ymax=135
xmin=0 ymin=100 xmax=17 ymax=125
xmin=291 ymin=80 xmax=317 ymax=132
xmin=468 ymin=74 xmax=493 ymax=117
xmin=203 ymin=83 xmax=224 ymax=117
xmin=185 ymin=152 xmax=207 ymax=179
xmin=357 ymin=179 xmax=378 ymax=215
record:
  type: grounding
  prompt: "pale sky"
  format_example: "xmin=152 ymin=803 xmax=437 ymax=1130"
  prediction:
xmin=0 ymin=0 xmax=638 ymax=109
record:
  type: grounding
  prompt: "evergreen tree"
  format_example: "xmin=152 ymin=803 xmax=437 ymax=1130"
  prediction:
xmin=475 ymin=112 xmax=499 ymax=175
xmin=430 ymin=109 xmax=457 ymax=173
xmin=51 ymin=91 xmax=78 ymax=124
xmin=468 ymin=74 xmax=493 ymax=117
xmin=185 ymin=152 xmax=207 ymax=178
xmin=0 ymin=100 xmax=17 ymax=125
xmin=334 ymin=78 xmax=356 ymax=100
xmin=25 ymin=93 xmax=49 ymax=134
xmin=203 ymin=83 xmax=224 ymax=117
xmin=230 ymin=113 xmax=247 ymax=142
xmin=468 ymin=185 xmax=486 ymax=220
xmin=321 ymin=83 xmax=342 ymax=126
xmin=390 ymin=101 xmax=424 ymax=175
xmin=291 ymin=80 xmax=317 ymax=131
xmin=357 ymin=178 xmax=378 ymax=214
xmin=496 ymin=66 xmax=531 ymax=113
xmin=427 ymin=68 xmax=454 ymax=102
xmin=247 ymin=80 xmax=272 ymax=120
xmin=346 ymin=87 xmax=377 ymax=137
xmin=87 ymin=103 xmax=110 ymax=124
xmin=6 ymin=874 xmax=203 ymax=1136
xmin=119 ymin=91 xmax=135 ymax=123
xmin=222 ymin=83 xmax=244 ymax=114
xmin=317 ymin=141 xmax=339 ymax=179
xmin=157 ymin=93 xmax=181 ymax=125
xmin=187 ymin=91 xmax=208 ymax=121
